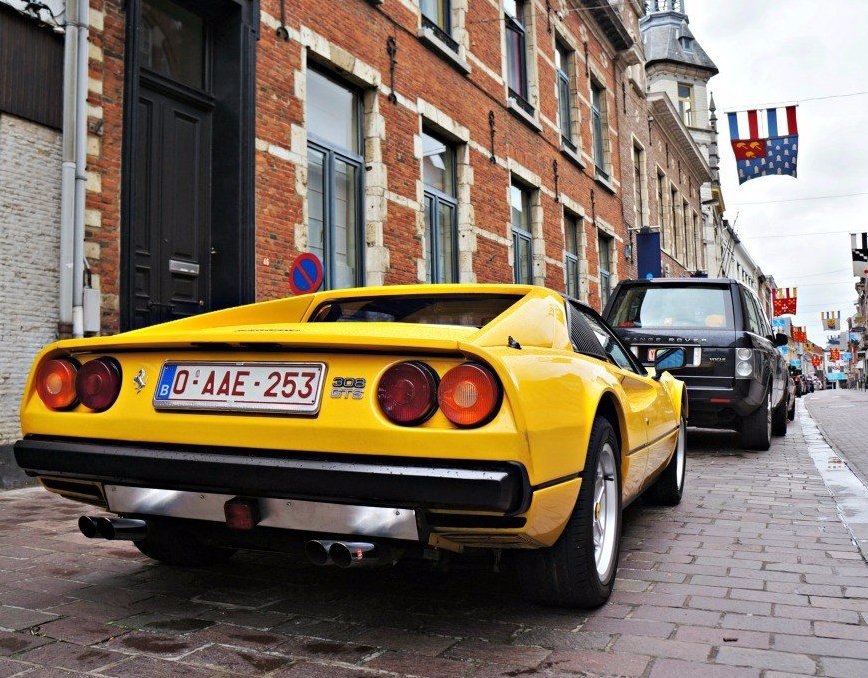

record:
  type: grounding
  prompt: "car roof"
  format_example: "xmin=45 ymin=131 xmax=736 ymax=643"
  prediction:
xmin=618 ymin=277 xmax=737 ymax=285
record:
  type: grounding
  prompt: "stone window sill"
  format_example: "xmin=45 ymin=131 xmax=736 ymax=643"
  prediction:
xmin=417 ymin=28 xmax=471 ymax=75
xmin=594 ymin=169 xmax=616 ymax=194
xmin=560 ymin=140 xmax=585 ymax=169
xmin=507 ymin=96 xmax=543 ymax=133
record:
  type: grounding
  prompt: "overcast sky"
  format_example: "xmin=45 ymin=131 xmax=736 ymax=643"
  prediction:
xmin=687 ymin=0 xmax=867 ymax=345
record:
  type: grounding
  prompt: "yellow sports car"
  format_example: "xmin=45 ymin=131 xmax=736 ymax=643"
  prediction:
xmin=15 ymin=284 xmax=686 ymax=608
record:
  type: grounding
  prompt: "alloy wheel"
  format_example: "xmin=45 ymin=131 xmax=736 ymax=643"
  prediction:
xmin=593 ymin=442 xmax=619 ymax=582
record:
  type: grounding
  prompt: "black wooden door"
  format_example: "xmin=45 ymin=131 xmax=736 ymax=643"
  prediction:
xmin=131 ymin=81 xmax=213 ymax=328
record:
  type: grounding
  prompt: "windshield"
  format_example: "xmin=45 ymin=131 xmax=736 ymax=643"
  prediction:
xmin=308 ymin=295 xmax=520 ymax=328
xmin=608 ymin=285 xmax=735 ymax=330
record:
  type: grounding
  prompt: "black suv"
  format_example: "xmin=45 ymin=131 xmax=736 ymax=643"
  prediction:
xmin=603 ymin=278 xmax=791 ymax=450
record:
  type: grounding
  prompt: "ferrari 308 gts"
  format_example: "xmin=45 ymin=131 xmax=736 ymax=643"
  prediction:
xmin=15 ymin=284 xmax=687 ymax=608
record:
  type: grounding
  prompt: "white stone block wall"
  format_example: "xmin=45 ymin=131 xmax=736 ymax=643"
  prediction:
xmin=0 ymin=113 xmax=62 ymax=446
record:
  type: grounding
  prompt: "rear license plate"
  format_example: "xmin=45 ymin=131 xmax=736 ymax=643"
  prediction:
xmin=153 ymin=362 xmax=327 ymax=414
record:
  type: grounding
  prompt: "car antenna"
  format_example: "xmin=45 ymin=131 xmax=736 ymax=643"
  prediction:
xmin=507 ymin=336 xmax=522 ymax=350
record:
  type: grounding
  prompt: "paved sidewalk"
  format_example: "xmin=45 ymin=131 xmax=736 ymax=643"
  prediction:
xmin=805 ymin=389 xmax=868 ymax=489
xmin=0 ymin=408 xmax=867 ymax=676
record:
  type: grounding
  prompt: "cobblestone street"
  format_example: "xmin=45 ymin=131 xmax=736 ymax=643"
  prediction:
xmin=805 ymin=389 xmax=868 ymax=488
xmin=1 ymin=404 xmax=867 ymax=677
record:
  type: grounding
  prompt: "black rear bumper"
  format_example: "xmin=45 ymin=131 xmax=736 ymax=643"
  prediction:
xmin=14 ymin=436 xmax=530 ymax=515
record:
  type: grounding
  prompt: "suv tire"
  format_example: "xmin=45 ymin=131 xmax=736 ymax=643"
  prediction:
xmin=771 ymin=393 xmax=788 ymax=437
xmin=741 ymin=387 xmax=772 ymax=451
xmin=516 ymin=417 xmax=621 ymax=609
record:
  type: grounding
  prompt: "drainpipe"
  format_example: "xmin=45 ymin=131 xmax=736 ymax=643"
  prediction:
xmin=59 ymin=0 xmax=80 ymax=331
xmin=71 ymin=0 xmax=90 ymax=338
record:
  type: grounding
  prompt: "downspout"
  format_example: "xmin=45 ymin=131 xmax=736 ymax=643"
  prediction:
xmin=71 ymin=0 xmax=90 ymax=337
xmin=59 ymin=0 xmax=80 ymax=331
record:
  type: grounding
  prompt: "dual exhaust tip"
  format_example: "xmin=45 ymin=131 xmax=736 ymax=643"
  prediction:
xmin=304 ymin=540 xmax=391 ymax=568
xmin=79 ymin=516 xmax=147 ymax=542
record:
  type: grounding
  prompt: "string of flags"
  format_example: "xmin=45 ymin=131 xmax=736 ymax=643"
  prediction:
xmin=821 ymin=311 xmax=841 ymax=331
xmin=728 ymin=106 xmax=799 ymax=184
xmin=772 ymin=288 xmax=797 ymax=316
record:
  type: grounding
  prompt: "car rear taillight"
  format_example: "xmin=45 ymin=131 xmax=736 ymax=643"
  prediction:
xmin=76 ymin=358 xmax=122 ymax=411
xmin=35 ymin=359 xmax=78 ymax=410
xmin=438 ymin=363 xmax=501 ymax=428
xmin=377 ymin=361 xmax=439 ymax=425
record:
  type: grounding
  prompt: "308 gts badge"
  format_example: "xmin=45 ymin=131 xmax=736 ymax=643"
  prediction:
xmin=330 ymin=377 xmax=366 ymax=400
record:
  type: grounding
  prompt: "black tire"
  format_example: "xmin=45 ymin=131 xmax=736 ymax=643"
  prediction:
xmin=645 ymin=417 xmax=686 ymax=506
xmin=741 ymin=386 xmax=772 ymax=451
xmin=134 ymin=523 xmax=236 ymax=567
xmin=516 ymin=417 xmax=621 ymax=609
xmin=787 ymin=397 xmax=796 ymax=421
xmin=771 ymin=393 xmax=788 ymax=437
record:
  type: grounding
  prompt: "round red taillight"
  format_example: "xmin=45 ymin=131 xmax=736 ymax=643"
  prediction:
xmin=377 ymin=361 xmax=439 ymax=426
xmin=76 ymin=358 xmax=122 ymax=411
xmin=438 ymin=363 xmax=501 ymax=428
xmin=35 ymin=359 xmax=78 ymax=410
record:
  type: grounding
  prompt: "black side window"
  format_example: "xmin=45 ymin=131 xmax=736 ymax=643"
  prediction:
xmin=741 ymin=289 xmax=762 ymax=335
xmin=568 ymin=301 xmax=642 ymax=374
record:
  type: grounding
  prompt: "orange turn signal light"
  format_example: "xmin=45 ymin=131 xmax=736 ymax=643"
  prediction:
xmin=35 ymin=359 xmax=78 ymax=410
xmin=438 ymin=363 xmax=501 ymax=428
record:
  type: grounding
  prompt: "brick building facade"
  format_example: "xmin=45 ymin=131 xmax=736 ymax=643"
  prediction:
xmin=78 ymin=0 xmax=660 ymax=335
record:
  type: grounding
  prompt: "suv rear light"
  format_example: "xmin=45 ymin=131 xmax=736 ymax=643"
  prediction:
xmin=377 ymin=361 xmax=439 ymax=425
xmin=76 ymin=358 xmax=122 ymax=411
xmin=735 ymin=348 xmax=754 ymax=378
xmin=35 ymin=359 xmax=78 ymax=410
xmin=438 ymin=363 xmax=501 ymax=427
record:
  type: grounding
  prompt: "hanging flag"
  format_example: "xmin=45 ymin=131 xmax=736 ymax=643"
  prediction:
xmin=821 ymin=311 xmax=841 ymax=331
xmin=811 ymin=355 xmax=823 ymax=368
xmin=728 ymin=106 xmax=799 ymax=185
xmin=852 ymin=233 xmax=868 ymax=278
xmin=830 ymin=348 xmax=841 ymax=361
xmin=792 ymin=327 xmax=807 ymax=343
xmin=772 ymin=288 xmax=797 ymax=315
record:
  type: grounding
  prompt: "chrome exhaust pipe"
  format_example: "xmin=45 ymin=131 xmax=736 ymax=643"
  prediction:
xmin=304 ymin=539 xmax=338 ymax=566
xmin=329 ymin=541 xmax=381 ymax=568
xmin=79 ymin=516 xmax=148 ymax=541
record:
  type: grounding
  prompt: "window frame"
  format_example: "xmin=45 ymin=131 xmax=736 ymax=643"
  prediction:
xmin=598 ymin=231 xmax=613 ymax=308
xmin=670 ymin=185 xmax=679 ymax=261
xmin=555 ymin=40 xmax=575 ymax=150
xmin=420 ymin=0 xmax=451 ymax=34
xmin=656 ymin=170 xmax=666 ymax=250
xmin=564 ymin=211 xmax=581 ymax=299
xmin=591 ymin=80 xmax=609 ymax=180
xmin=678 ymin=82 xmax=694 ymax=127
xmin=510 ymin=180 xmax=534 ymax=285
xmin=505 ymin=0 xmax=530 ymax=105
xmin=306 ymin=68 xmax=365 ymax=290
xmin=633 ymin=144 xmax=646 ymax=229
xmin=422 ymin=129 xmax=459 ymax=283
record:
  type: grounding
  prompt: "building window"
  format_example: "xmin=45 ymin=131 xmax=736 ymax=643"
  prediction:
xmin=565 ymin=212 xmax=581 ymax=298
xmin=693 ymin=212 xmax=703 ymax=270
xmin=599 ymin=232 xmax=613 ymax=307
xmin=670 ymin=186 xmax=679 ymax=260
xmin=678 ymin=83 xmax=693 ymax=127
xmin=307 ymin=69 xmax=363 ymax=289
xmin=683 ymin=200 xmax=692 ymax=268
xmin=421 ymin=0 xmax=450 ymax=33
xmin=633 ymin=145 xmax=645 ymax=228
xmin=505 ymin=0 xmax=530 ymax=105
xmin=656 ymin=170 xmax=666 ymax=249
xmin=591 ymin=81 xmax=608 ymax=180
xmin=510 ymin=181 xmax=533 ymax=284
xmin=555 ymin=41 xmax=575 ymax=150
xmin=422 ymin=130 xmax=458 ymax=283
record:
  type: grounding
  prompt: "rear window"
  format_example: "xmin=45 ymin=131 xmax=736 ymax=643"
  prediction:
xmin=309 ymin=295 xmax=520 ymax=328
xmin=608 ymin=285 xmax=735 ymax=330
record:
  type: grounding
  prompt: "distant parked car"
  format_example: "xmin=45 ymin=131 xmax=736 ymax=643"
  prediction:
xmin=604 ymin=278 xmax=790 ymax=451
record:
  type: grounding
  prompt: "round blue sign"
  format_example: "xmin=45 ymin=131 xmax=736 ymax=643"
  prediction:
xmin=289 ymin=253 xmax=324 ymax=295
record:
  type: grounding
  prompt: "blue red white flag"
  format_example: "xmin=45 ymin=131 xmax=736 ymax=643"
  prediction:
xmin=727 ymin=106 xmax=798 ymax=184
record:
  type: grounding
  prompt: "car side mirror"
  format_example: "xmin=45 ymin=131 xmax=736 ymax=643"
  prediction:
xmin=653 ymin=347 xmax=686 ymax=380
xmin=774 ymin=333 xmax=788 ymax=347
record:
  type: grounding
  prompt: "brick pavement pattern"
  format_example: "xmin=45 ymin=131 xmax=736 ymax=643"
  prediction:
xmin=1 ymin=410 xmax=867 ymax=676
xmin=805 ymin=389 xmax=868 ymax=489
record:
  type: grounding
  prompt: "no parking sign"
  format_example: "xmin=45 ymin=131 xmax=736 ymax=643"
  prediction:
xmin=289 ymin=253 xmax=324 ymax=295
